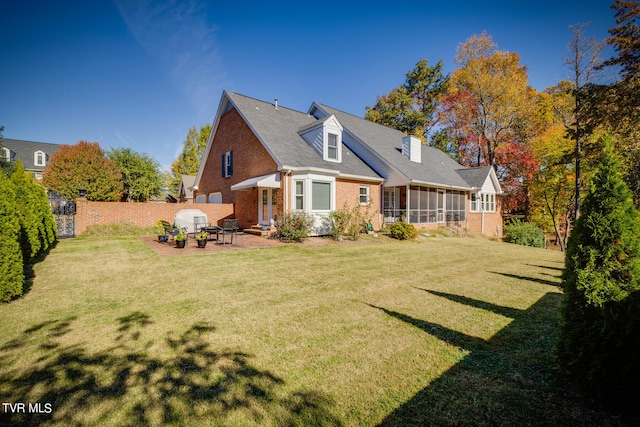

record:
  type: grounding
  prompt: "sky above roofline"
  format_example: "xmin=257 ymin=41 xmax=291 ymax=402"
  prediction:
xmin=0 ymin=0 xmax=616 ymax=170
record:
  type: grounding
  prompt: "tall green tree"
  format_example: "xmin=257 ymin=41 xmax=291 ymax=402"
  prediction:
xmin=43 ymin=141 xmax=123 ymax=201
xmin=557 ymin=134 xmax=640 ymax=407
xmin=603 ymin=0 xmax=640 ymax=79
xmin=0 ymin=171 xmax=24 ymax=302
xmin=170 ymin=124 xmax=211 ymax=192
xmin=365 ymin=59 xmax=449 ymax=143
xmin=107 ymin=147 xmax=164 ymax=202
xmin=597 ymin=0 xmax=640 ymax=206
xmin=11 ymin=161 xmax=56 ymax=262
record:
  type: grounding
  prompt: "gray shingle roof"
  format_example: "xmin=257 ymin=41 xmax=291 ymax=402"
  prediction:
xmin=455 ymin=166 xmax=493 ymax=189
xmin=226 ymin=92 xmax=382 ymax=179
xmin=314 ymin=104 xmax=474 ymax=189
xmin=224 ymin=91 xmax=492 ymax=190
xmin=1 ymin=138 xmax=59 ymax=171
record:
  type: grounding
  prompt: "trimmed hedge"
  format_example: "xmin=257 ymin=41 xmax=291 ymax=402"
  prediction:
xmin=12 ymin=162 xmax=57 ymax=262
xmin=0 ymin=172 xmax=24 ymax=302
xmin=1 ymin=161 xmax=57 ymax=302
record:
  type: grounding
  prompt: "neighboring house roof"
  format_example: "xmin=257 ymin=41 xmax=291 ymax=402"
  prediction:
xmin=1 ymin=138 xmax=59 ymax=171
xmin=179 ymin=175 xmax=196 ymax=199
xmin=205 ymin=91 xmax=382 ymax=180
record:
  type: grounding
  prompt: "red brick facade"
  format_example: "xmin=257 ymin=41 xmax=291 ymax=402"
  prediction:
xmin=194 ymin=104 xmax=501 ymax=236
xmin=196 ymin=108 xmax=384 ymax=230
xmin=197 ymin=108 xmax=278 ymax=229
xmin=75 ymin=198 xmax=234 ymax=235
xmin=466 ymin=195 xmax=503 ymax=237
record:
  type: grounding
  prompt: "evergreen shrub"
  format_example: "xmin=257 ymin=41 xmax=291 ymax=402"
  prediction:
xmin=556 ymin=136 xmax=640 ymax=409
xmin=503 ymin=219 xmax=546 ymax=248
xmin=0 ymin=172 xmax=24 ymax=302
xmin=389 ymin=222 xmax=417 ymax=240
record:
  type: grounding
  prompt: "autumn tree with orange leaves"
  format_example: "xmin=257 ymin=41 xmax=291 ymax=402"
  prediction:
xmin=43 ymin=141 xmax=123 ymax=201
xmin=439 ymin=32 xmax=539 ymax=213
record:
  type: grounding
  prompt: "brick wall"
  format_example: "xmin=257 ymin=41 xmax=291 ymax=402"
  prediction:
xmin=466 ymin=195 xmax=504 ymax=237
xmin=335 ymin=179 xmax=383 ymax=229
xmin=75 ymin=198 xmax=234 ymax=235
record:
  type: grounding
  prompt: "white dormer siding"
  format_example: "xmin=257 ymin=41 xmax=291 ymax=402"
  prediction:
xmin=299 ymin=114 xmax=343 ymax=162
xmin=402 ymin=135 xmax=421 ymax=163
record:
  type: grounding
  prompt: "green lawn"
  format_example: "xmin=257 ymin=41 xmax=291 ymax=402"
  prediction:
xmin=0 ymin=235 xmax=634 ymax=426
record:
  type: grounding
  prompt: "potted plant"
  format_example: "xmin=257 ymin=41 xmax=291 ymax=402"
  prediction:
xmin=155 ymin=220 xmax=169 ymax=243
xmin=195 ymin=230 xmax=208 ymax=248
xmin=174 ymin=229 xmax=187 ymax=248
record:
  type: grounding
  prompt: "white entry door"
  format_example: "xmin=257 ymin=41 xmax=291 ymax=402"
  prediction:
xmin=259 ymin=188 xmax=278 ymax=226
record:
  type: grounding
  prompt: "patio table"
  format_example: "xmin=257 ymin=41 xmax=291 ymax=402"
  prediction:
xmin=203 ymin=225 xmax=221 ymax=242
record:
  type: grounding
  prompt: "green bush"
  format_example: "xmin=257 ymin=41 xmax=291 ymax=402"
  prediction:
xmin=278 ymin=212 xmax=314 ymax=242
xmin=557 ymin=136 xmax=640 ymax=408
xmin=503 ymin=220 xmax=546 ymax=248
xmin=11 ymin=162 xmax=56 ymax=262
xmin=327 ymin=206 xmax=350 ymax=241
xmin=389 ymin=222 xmax=417 ymax=240
xmin=0 ymin=172 xmax=24 ymax=302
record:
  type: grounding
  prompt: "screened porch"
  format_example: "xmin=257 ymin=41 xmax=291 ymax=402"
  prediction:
xmin=383 ymin=186 xmax=467 ymax=225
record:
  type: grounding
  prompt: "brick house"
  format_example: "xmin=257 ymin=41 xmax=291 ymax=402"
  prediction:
xmin=194 ymin=91 xmax=503 ymax=236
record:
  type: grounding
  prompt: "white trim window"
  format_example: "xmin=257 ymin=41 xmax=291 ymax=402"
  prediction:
xmin=359 ymin=185 xmax=370 ymax=204
xmin=294 ymin=180 xmax=305 ymax=210
xmin=34 ymin=150 xmax=46 ymax=167
xmin=2 ymin=147 xmax=10 ymax=161
xmin=311 ymin=181 xmax=332 ymax=211
xmin=471 ymin=192 xmax=496 ymax=212
xmin=327 ymin=133 xmax=338 ymax=161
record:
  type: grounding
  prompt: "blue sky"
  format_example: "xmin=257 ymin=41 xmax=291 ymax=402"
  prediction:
xmin=1 ymin=0 xmax=616 ymax=170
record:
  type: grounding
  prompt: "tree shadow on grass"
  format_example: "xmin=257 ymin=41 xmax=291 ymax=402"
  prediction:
xmin=0 ymin=312 xmax=341 ymax=426
xmin=489 ymin=271 xmax=561 ymax=288
xmin=370 ymin=288 xmax=636 ymax=426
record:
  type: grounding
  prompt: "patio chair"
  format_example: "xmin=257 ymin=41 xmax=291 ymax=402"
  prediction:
xmin=219 ymin=219 xmax=239 ymax=245
xmin=193 ymin=216 xmax=207 ymax=235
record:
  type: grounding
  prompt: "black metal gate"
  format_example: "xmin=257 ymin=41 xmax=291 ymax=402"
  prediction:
xmin=48 ymin=191 xmax=76 ymax=238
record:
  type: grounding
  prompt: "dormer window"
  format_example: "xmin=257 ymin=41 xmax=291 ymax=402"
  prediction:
xmin=327 ymin=134 xmax=338 ymax=160
xmin=34 ymin=150 xmax=46 ymax=167
xmin=299 ymin=114 xmax=343 ymax=163
xmin=1 ymin=147 xmax=9 ymax=161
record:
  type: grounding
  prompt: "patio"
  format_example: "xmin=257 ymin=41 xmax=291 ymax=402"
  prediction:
xmin=140 ymin=232 xmax=283 ymax=256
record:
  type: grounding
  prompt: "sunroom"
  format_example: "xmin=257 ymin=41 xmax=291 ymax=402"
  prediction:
xmin=383 ymin=186 xmax=467 ymax=226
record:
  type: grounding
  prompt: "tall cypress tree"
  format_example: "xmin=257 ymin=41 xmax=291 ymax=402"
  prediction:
xmin=0 ymin=172 xmax=24 ymax=302
xmin=557 ymin=134 xmax=640 ymax=407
